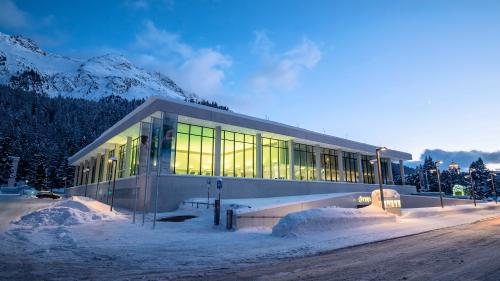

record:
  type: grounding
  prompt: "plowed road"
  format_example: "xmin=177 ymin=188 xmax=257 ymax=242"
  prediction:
xmin=183 ymin=217 xmax=500 ymax=281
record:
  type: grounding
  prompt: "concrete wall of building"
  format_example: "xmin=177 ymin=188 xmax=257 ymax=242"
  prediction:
xmin=400 ymin=195 xmax=478 ymax=208
xmin=234 ymin=192 xmax=372 ymax=229
xmin=67 ymin=174 xmax=417 ymax=212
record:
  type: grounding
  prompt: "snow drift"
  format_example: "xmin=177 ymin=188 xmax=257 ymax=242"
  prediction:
xmin=402 ymin=204 xmax=499 ymax=218
xmin=272 ymin=206 xmax=396 ymax=237
xmin=13 ymin=197 xmax=116 ymax=228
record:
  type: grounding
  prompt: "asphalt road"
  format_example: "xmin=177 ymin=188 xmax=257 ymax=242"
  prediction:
xmin=184 ymin=217 xmax=500 ymax=281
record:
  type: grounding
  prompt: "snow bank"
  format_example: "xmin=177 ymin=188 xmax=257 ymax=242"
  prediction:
xmin=13 ymin=196 xmax=118 ymax=228
xmin=402 ymin=204 xmax=500 ymax=219
xmin=184 ymin=193 xmax=354 ymax=213
xmin=272 ymin=206 xmax=396 ymax=237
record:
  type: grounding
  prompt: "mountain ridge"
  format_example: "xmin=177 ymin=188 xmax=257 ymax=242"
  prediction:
xmin=0 ymin=32 xmax=196 ymax=101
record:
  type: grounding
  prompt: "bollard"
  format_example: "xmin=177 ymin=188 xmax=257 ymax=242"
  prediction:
xmin=214 ymin=199 xmax=220 ymax=225
xmin=226 ymin=209 xmax=233 ymax=230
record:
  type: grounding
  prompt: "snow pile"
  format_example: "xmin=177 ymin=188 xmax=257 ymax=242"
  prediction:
xmin=272 ymin=206 xmax=396 ymax=237
xmin=402 ymin=204 xmax=499 ymax=219
xmin=184 ymin=193 xmax=354 ymax=213
xmin=13 ymin=197 xmax=116 ymax=228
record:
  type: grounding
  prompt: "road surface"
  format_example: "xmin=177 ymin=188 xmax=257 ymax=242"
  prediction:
xmin=183 ymin=217 xmax=500 ymax=281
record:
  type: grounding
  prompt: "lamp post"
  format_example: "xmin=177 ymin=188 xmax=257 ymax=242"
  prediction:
xmin=206 ymin=179 xmax=211 ymax=209
xmin=83 ymin=168 xmax=90 ymax=197
xmin=488 ymin=172 xmax=497 ymax=204
xmin=376 ymin=147 xmax=387 ymax=210
xmin=108 ymin=156 xmax=118 ymax=212
xmin=467 ymin=168 xmax=477 ymax=207
xmin=430 ymin=160 xmax=444 ymax=208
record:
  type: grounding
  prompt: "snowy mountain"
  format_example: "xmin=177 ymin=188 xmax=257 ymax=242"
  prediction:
xmin=0 ymin=32 xmax=195 ymax=100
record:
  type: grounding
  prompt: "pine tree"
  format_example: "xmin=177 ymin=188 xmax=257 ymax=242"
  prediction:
xmin=421 ymin=156 xmax=438 ymax=192
xmin=0 ymin=137 xmax=14 ymax=184
xmin=469 ymin=158 xmax=490 ymax=199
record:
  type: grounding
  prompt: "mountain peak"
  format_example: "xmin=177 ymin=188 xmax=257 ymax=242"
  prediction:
xmin=0 ymin=32 xmax=195 ymax=101
xmin=0 ymin=33 xmax=46 ymax=55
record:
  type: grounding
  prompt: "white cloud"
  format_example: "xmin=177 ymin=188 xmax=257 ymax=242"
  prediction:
xmin=250 ymin=31 xmax=321 ymax=93
xmin=132 ymin=20 xmax=232 ymax=97
xmin=125 ymin=0 xmax=149 ymax=10
xmin=125 ymin=0 xmax=174 ymax=10
xmin=0 ymin=0 xmax=29 ymax=29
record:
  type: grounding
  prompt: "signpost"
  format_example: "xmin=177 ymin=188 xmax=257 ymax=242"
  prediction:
xmin=206 ymin=179 xmax=211 ymax=209
xmin=214 ymin=178 xmax=222 ymax=225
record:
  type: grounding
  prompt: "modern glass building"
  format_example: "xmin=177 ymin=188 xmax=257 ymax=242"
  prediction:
xmin=68 ymin=96 xmax=413 ymax=211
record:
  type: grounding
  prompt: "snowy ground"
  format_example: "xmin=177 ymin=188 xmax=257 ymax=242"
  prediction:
xmin=1 ymin=195 xmax=499 ymax=280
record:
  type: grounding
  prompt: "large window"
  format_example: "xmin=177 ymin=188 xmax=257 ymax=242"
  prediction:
xmin=173 ymin=123 xmax=214 ymax=176
xmin=361 ymin=155 xmax=375 ymax=184
xmin=97 ymin=154 xmax=105 ymax=182
xmin=294 ymin=143 xmax=316 ymax=181
xmin=106 ymin=149 xmax=115 ymax=181
xmin=262 ymin=137 xmax=288 ymax=179
xmin=321 ymin=148 xmax=339 ymax=181
xmin=129 ymin=137 xmax=140 ymax=176
xmin=90 ymin=158 xmax=96 ymax=183
xmin=343 ymin=152 xmax=358 ymax=183
xmin=380 ymin=158 xmax=389 ymax=184
xmin=118 ymin=144 xmax=126 ymax=178
xmin=222 ymin=130 xmax=256 ymax=178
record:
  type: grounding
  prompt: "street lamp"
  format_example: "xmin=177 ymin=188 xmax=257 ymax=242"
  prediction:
xmin=376 ymin=147 xmax=387 ymax=210
xmin=108 ymin=156 xmax=118 ymax=212
xmin=466 ymin=168 xmax=477 ymax=207
xmin=488 ymin=172 xmax=497 ymax=204
xmin=83 ymin=168 xmax=90 ymax=197
xmin=429 ymin=160 xmax=444 ymax=208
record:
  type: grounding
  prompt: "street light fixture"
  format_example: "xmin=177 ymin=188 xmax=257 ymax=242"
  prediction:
xmin=429 ymin=160 xmax=444 ymax=208
xmin=488 ymin=172 xmax=498 ymax=204
xmin=466 ymin=168 xmax=477 ymax=207
xmin=376 ymin=147 xmax=387 ymax=210
xmin=108 ymin=156 xmax=118 ymax=212
xmin=83 ymin=168 xmax=90 ymax=197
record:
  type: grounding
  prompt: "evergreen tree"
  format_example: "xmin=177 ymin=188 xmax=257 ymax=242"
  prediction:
xmin=421 ymin=156 xmax=438 ymax=192
xmin=469 ymin=158 xmax=490 ymax=199
xmin=439 ymin=168 xmax=467 ymax=195
xmin=0 ymin=137 xmax=14 ymax=184
xmin=0 ymin=86 xmax=228 ymax=188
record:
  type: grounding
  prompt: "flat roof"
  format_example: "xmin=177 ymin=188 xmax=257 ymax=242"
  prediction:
xmin=68 ymin=96 xmax=412 ymax=165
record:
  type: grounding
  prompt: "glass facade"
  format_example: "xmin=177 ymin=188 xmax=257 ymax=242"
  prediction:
xmin=75 ymin=115 xmax=398 ymax=187
xmin=129 ymin=137 xmax=139 ymax=176
xmin=106 ymin=149 xmax=115 ymax=181
xmin=343 ymin=152 xmax=358 ymax=183
xmin=293 ymin=143 xmax=316 ymax=181
xmin=321 ymin=148 xmax=339 ymax=181
xmin=118 ymin=144 xmax=126 ymax=178
xmin=173 ymin=123 xmax=214 ymax=176
xmin=380 ymin=158 xmax=390 ymax=184
xmin=222 ymin=130 xmax=256 ymax=178
xmin=262 ymin=137 xmax=288 ymax=179
xmin=97 ymin=154 xmax=105 ymax=182
xmin=361 ymin=155 xmax=375 ymax=184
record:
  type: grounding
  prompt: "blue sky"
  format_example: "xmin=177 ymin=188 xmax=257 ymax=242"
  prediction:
xmin=1 ymin=0 xmax=500 ymax=162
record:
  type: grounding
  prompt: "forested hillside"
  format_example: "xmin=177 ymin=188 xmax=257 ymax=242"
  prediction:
xmin=0 ymin=86 xmax=144 ymax=188
xmin=0 ymin=86 xmax=229 ymax=188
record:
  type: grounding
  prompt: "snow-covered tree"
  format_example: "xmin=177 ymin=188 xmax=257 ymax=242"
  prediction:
xmin=0 ymin=137 xmax=14 ymax=184
xmin=469 ymin=158 xmax=491 ymax=199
